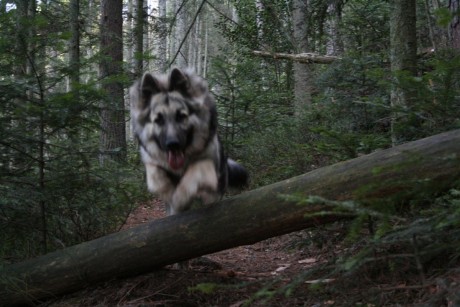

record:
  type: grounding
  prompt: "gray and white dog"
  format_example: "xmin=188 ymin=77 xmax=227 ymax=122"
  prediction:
xmin=130 ymin=68 xmax=248 ymax=215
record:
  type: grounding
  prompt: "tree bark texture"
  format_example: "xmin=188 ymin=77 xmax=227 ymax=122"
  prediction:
xmin=69 ymin=0 xmax=80 ymax=92
xmin=390 ymin=0 xmax=418 ymax=146
xmin=326 ymin=2 xmax=344 ymax=56
xmin=134 ymin=0 xmax=144 ymax=78
xmin=2 ymin=129 xmax=460 ymax=305
xmin=292 ymin=0 xmax=313 ymax=115
xmin=449 ymin=0 xmax=460 ymax=49
xmin=156 ymin=0 xmax=168 ymax=73
xmin=99 ymin=0 xmax=127 ymax=163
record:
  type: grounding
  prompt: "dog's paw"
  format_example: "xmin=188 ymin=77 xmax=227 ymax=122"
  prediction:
xmin=170 ymin=191 xmax=193 ymax=214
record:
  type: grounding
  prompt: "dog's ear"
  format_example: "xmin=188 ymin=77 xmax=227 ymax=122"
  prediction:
xmin=169 ymin=68 xmax=190 ymax=96
xmin=141 ymin=73 xmax=163 ymax=108
xmin=170 ymin=68 xmax=210 ymax=101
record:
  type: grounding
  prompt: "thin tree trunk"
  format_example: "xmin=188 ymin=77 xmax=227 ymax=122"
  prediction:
xmin=326 ymin=1 xmax=344 ymax=56
xmin=292 ymin=0 xmax=313 ymax=116
xmin=390 ymin=0 xmax=418 ymax=146
xmin=169 ymin=1 xmax=178 ymax=65
xmin=196 ymin=11 xmax=202 ymax=74
xmin=134 ymin=0 xmax=144 ymax=78
xmin=2 ymin=129 xmax=460 ymax=306
xmin=175 ymin=0 xmax=188 ymax=67
xmin=69 ymin=0 xmax=80 ymax=92
xmin=143 ymin=0 xmax=150 ymax=71
xmin=255 ymin=0 xmax=264 ymax=42
xmin=202 ymin=13 xmax=209 ymax=77
xmin=449 ymin=0 xmax=460 ymax=49
xmin=423 ymin=0 xmax=437 ymax=50
xmin=27 ymin=0 xmax=48 ymax=255
xmin=99 ymin=0 xmax=127 ymax=163
xmin=83 ymin=0 xmax=97 ymax=84
xmin=126 ymin=0 xmax=134 ymax=74
xmin=157 ymin=0 xmax=167 ymax=72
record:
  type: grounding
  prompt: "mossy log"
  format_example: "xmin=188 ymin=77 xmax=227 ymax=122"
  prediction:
xmin=2 ymin=129 xmax=460 ymax=306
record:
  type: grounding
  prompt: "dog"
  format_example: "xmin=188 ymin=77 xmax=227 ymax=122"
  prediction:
xmin=130 ymin=68 xmax=248 ymax=215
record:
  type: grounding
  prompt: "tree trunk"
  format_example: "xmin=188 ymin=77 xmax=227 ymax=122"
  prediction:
xmin=449 ymin=0 xmax=460 ymax=49
xmin=202 ymin=13 xmax=209 ymax=77
xmin=99 ymin=0 xmax=127 ymax=164
xmin=292 ymin=0 xmax=313 ymax=116
xmin=175 ymin=1 xmax=188 ymax=67
xmin=69 ymin=0 xmax=80 ymax=92
xmin=2 ymin=129 xmax=460 ymax=306
xmin=157 ymin=0 xmax=167 ymax=72
xmin=143 ymin=0 xmax=150 ymax=71
xmin=255 ymin=0 xmax=264 ymax=42
xmin=389 ymin=0 xmax=418 ymax=146
xmin=326 ymin=1 xmax=344 ymax=56
xmin=134 ymin=0 xmax=144 ymax=78
xmin=126 ymin=0 xmax=134 ymax=74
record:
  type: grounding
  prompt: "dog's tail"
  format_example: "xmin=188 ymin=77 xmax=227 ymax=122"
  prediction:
xmin=227 ymin=159 xmax=249 ymax=189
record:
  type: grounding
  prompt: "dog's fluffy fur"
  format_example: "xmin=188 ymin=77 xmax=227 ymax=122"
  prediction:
xmin=130 ymin=68 xmax=248 ymax=215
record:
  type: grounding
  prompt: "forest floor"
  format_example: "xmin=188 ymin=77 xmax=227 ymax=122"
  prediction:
xmin=48 ymin=199 xmax=460 ymax=307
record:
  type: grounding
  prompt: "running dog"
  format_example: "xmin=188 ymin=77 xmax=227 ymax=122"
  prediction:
xmin=130 ymin=68 xmax=248 ymax=215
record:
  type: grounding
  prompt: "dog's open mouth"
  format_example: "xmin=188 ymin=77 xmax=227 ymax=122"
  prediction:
xmin=168 ymin=150 xmax=185 ymax=170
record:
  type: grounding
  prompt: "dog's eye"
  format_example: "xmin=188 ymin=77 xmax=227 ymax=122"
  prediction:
xmin=176 ymin=111 xmax=188 ymax=123
xmin=154 ymin=113 xmax=165 ymax=126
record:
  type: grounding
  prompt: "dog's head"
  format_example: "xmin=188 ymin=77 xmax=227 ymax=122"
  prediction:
xmin=130 ymin=68 xmax=217 ymax=171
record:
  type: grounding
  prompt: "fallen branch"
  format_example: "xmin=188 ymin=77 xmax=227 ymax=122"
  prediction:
xmin=1 ymin=129 xmax=460 ymax=305
xmin=252 ymin=50 xmax=341 ymax=64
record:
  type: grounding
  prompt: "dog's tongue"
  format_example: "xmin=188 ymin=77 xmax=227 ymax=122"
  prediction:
xmin=168 ymin=150 xmax=185 ymax=170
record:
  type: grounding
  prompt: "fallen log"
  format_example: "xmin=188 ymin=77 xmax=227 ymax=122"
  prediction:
xmin=2 ymin=129 xmax=460 ymax=306
xmin=252 ymin=50 xmax=341 ymax=64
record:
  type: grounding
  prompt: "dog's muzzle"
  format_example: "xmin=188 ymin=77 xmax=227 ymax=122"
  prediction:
xmin=166 ymin=138 xmax=185 ymax=170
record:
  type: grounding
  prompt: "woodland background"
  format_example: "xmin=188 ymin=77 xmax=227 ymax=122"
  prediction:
xmin=1 ymin=0 xmax=460 ymax=303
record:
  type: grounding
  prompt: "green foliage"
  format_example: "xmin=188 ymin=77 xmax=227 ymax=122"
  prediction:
xmin=434 ymin=7 xmax=456 ymax=27
xmin=341 ymin=0 xmax=391 ymax=53
xmin=269 ymin=186 xmax=460 ymax=304
xmin=232 ymin=53 xmax=395 ymax=187
xmin=203 ymin=0 xmax=460 ymax=304
xmin=208 ymin=53 xmax=293 ymax=157
xmin=0 ymin=2 xmax=147 ymax=262
xmin=240 ymin=121 xmax=313 ymax=187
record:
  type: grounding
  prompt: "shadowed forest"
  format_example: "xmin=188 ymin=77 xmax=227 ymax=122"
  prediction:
xmin=1 ymin=0 xmax=460 ymax=306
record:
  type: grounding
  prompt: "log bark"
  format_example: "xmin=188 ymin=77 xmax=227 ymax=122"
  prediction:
xmin=252 ymin=50 xmax=341 ymax=64
xmin=2 ymin=129 xmax=460 ymax=306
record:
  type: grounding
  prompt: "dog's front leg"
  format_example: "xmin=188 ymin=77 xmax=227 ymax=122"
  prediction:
xmin=170 ymin=159 xmax=218 ymax=214
xmin=144 ymin=163 xmax=175 ymax=210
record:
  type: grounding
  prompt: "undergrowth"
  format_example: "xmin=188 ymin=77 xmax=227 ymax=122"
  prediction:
xmin=190 ymin=188 xmax=460 ymax=306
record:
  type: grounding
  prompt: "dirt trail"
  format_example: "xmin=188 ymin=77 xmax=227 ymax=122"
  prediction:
xmin=121 ymin=199 xmax=314 ymax=282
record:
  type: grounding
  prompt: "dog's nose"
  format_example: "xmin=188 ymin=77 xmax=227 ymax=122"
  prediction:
xmin=165 ymin=137 xmax=181 ymax=151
